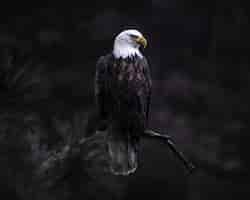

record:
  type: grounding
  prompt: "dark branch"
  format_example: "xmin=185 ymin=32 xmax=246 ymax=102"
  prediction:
xmin=144 ymin=129 xmax=195 ymax=174
xmin=36 ymin=128 xmax=195 ymax=186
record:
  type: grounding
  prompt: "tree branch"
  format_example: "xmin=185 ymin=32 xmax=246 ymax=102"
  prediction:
xmin=144 ymin=129 xmax=195 ymax=174
xmin=36 ymin=128 xmax=195 ymax=184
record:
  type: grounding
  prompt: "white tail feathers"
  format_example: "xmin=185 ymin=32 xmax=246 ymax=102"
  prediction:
xmin=107 ymin=131 xmax=138 ymax=176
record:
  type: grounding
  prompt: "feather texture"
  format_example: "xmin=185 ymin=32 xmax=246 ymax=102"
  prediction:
xmin=95 ymin=53 xmax=152 ymax=175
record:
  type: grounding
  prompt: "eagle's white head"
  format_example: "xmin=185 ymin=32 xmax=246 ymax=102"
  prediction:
xmin=113 ymin=29 xmax=147 ymax=59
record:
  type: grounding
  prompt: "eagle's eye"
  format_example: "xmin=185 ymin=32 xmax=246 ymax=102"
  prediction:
xmin=129 ymin=34 xmax=139 ymax=39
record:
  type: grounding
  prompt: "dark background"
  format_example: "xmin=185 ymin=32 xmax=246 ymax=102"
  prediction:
xmin=0 ymin=1 xmax=250 ymax=199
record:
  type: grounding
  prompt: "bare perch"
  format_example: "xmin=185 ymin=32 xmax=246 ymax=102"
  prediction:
xmin=37 ymin=129 xmax=195 ymax=182
xmin=144 ymin=129 xmax=195 ymax=174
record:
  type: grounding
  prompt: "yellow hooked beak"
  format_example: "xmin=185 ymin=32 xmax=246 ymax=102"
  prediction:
xmin=135 ymin=36 xmax=147 ymax=48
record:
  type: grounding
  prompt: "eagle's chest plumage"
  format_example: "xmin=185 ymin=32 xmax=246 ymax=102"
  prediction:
xmin=108 ymin=57 xmax=147 ymax=96
xmin=104 ymin=56 xmax=149 ymax=125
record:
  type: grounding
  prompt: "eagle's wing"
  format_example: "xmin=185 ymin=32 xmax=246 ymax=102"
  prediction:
xmin=142 ymin=57 xmax=152 ymax=124
xmin=94 ymin=55 xmax=110 ymax=119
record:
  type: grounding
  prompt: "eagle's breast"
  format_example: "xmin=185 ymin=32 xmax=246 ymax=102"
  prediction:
xmin=106 ymin=57 xmax=149 ymax=117
xmin=111 ymin=57 xmax=146 ymax=88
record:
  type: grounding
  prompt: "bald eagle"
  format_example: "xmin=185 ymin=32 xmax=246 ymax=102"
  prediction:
xmin=95 ymin=29 xmax=152 ymax=175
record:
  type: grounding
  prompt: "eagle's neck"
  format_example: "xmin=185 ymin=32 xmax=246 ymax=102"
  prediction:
xmin=113 ymin=43 xmax=143 ymax=59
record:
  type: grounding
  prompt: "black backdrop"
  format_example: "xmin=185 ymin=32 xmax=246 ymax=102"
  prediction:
xmin=0 ymin=1 xmax=250 ymax=199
